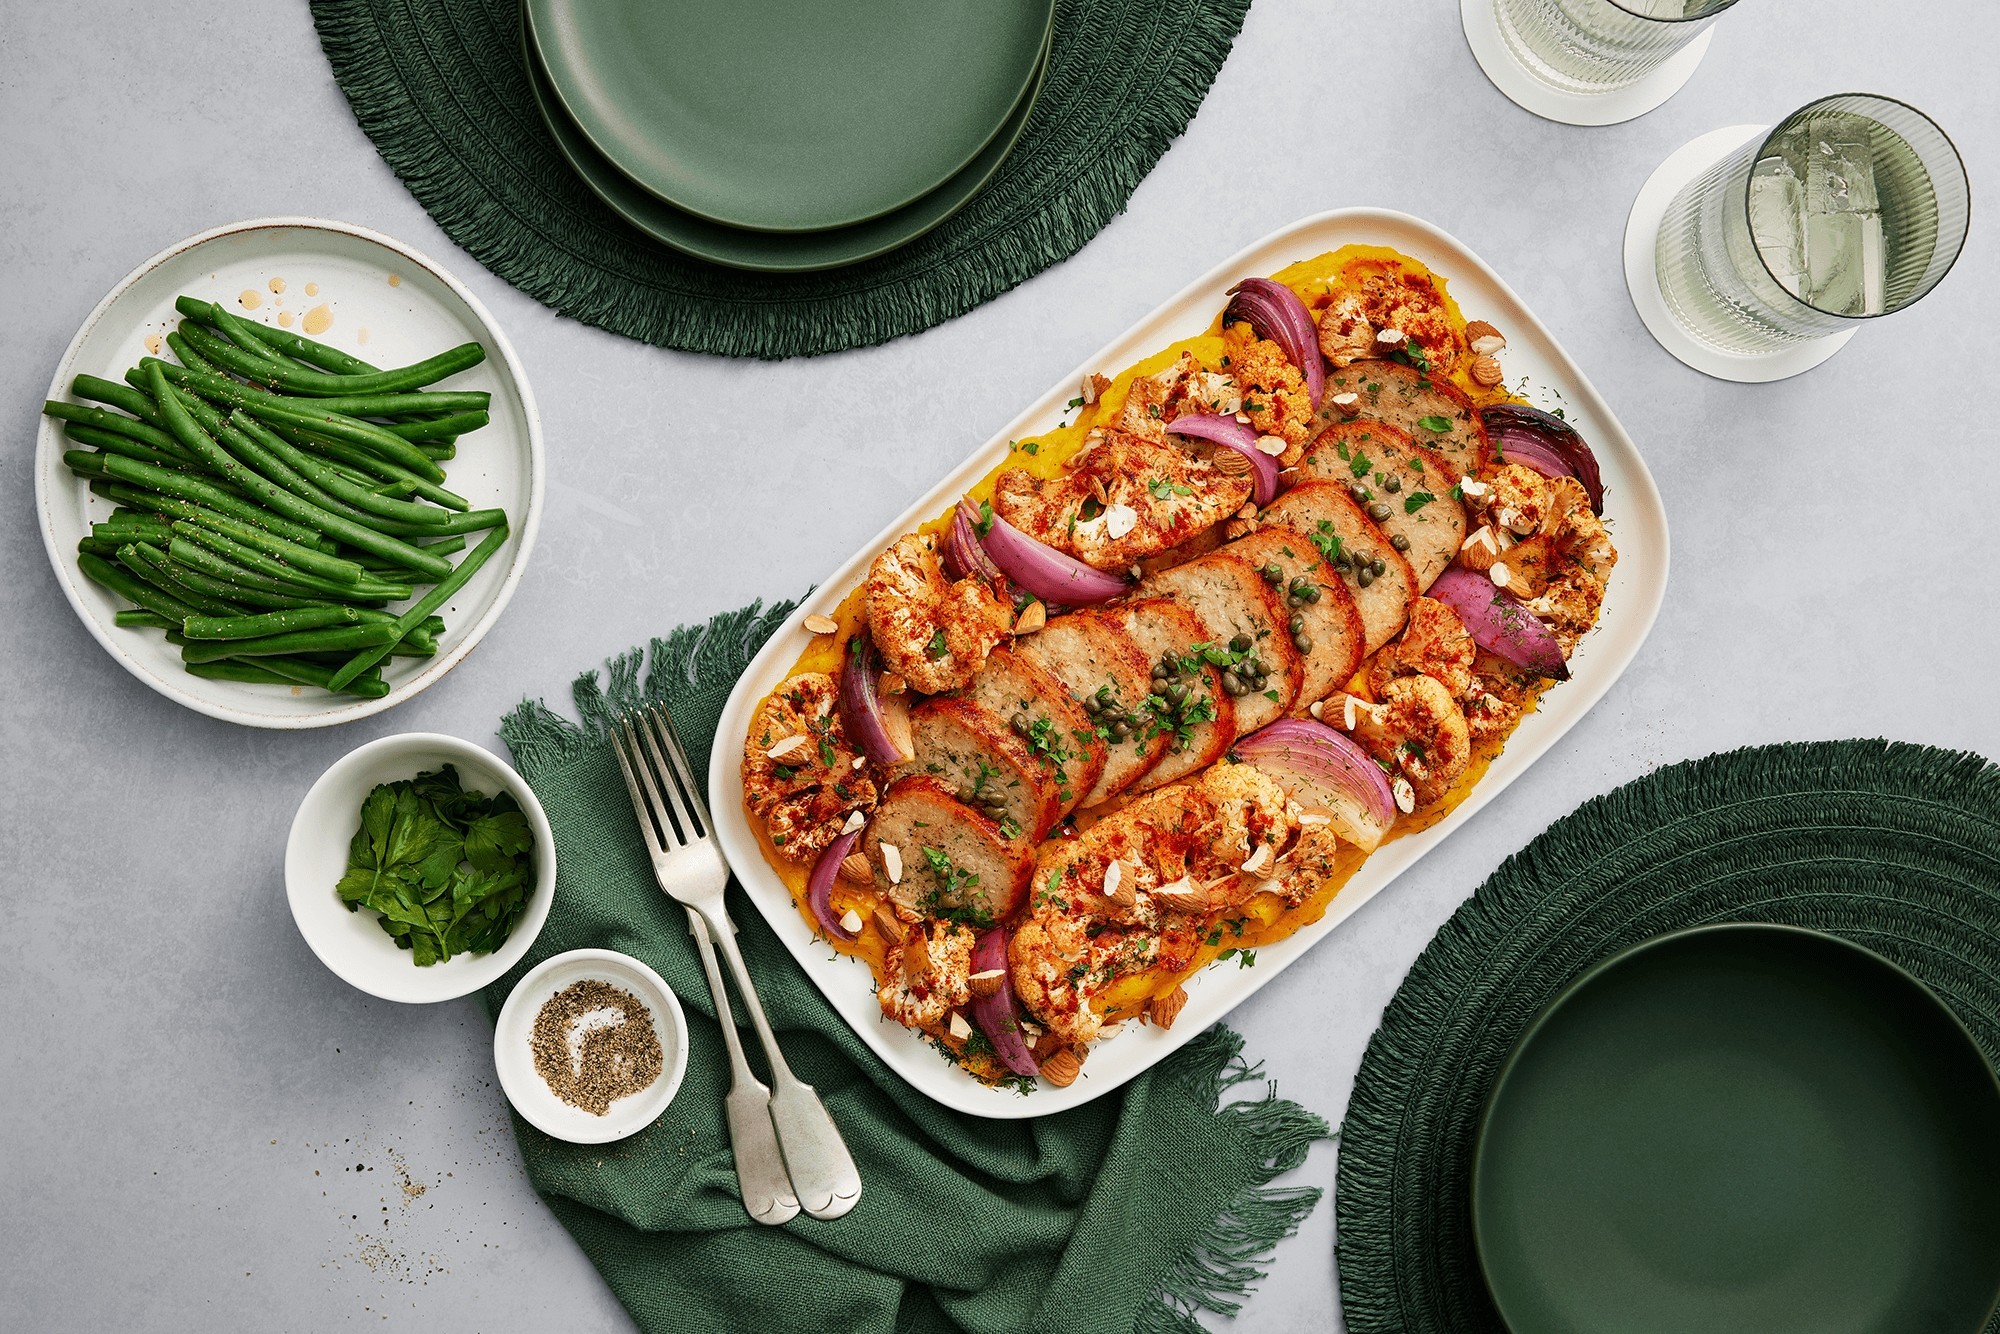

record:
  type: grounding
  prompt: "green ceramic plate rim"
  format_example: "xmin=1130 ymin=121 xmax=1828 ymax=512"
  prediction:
xmin=525 ymin=0 xmax=1054 ymax=235
xmin=521 ymin=14 xmax=1048 ymax=274
xmin=1469 ymin=921 xmax=2000 ymax=1334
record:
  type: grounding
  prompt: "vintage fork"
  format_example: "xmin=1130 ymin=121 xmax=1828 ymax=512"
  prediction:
xmin=609 ymin=705 xmax=862 ymax=1221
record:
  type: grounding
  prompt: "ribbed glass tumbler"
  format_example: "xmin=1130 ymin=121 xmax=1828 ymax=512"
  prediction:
xmin=1493 ymin=0 xmax=1739 ymax=95
xmin=1654 ymin=94 xmax=1969 ymax=355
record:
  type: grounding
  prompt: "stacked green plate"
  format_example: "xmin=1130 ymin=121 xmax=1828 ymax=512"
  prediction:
xmin=521 ymin=0 xmax=1053 ymax=273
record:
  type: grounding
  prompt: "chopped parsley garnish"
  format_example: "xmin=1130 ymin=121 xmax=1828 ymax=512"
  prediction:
xmin=1067 ymin=396 xmax=1085 ymax=409
xmin=974 ymin=500 xmax=996 ymax=537
xmin=1417 ymin=415 xmax=1452 ymax=433
xmin=1349 ymin=452 xmax=1373 ymax=479
xmin=1023 ymin=441 xmax=1039 ymax=455
xmin=925 ymin=627 xmax=948 ymax=659
xmin=1308 ymin=520 xmax=1344 ymax=564
xmin=1404 ymin=491 xmax=1436 ymax=514
xmin=1147 ymin=476 xmax=1194 ymax=500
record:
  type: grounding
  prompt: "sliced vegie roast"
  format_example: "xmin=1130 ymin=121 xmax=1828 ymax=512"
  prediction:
xmin=1299 ymin=421 xmax=1466 ymax=591
xmin=1103 ymin=597 xmax=1236 ymax=793
xmin=891 ymin=697 xmax=1062 ymax=842
xmin=1140 ymin=551 xmax=1300 ymax=736
xmin=1015 ymin=610 xmax=1164 ymax=807
xmin=1223 ymin=527 xmax=1366 ymax=713
xmin=1326 ymin=359 xmax=1488 ymax=481
xmin=954 ymin=646 xmax=1106 ymax=817
xmin=863 ymin=775 xmax=1035 ymax=926
xmin=1256 ymin=481 xmax=1416 ymax=657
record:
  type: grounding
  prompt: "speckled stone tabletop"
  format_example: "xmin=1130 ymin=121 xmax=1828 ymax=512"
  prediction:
xmin=3 ymin=1 xmax=1995 ymax=1328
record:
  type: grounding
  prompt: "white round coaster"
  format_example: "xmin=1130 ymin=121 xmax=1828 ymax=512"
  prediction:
xmin=1460 ymin=0 xmax=1715 ymax=127
xmin=1624 ymin=123 xmax=1857 ymax=382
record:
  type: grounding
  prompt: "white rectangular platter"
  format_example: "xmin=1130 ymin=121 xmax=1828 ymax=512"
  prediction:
xmin=711 ymin=209 xmax=1669 ymax=1118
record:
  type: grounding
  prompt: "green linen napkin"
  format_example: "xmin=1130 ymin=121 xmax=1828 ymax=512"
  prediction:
xmin=484 ymin=601 xmax=1331 ymax=1334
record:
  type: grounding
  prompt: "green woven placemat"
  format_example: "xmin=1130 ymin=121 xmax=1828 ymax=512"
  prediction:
xmin=482 ymin=601 xmax=1331 ymax=1334
xmin=307 ymin=0 xmax=1250 ymax=359
xmin=1335 ymin=740 xmax=2000 ymax=1334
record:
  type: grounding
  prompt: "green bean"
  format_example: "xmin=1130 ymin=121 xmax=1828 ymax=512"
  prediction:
xmin=78 ymin=551 xmax=199 ymax=622
xmin=185 ymin=660 xmax=296 ymax=686
xmin=173 ymin=297 xmax=284 ymax=362
xmin=44 ymin=400 xmax=195 ymax=463
xmin=63 ymin=423 xmax=198 ymax=471
xmin=180 ymin=622 xmax=398 ymax=663
xmin=165 ymin=329 xmax=226 ymax=379
xmin=416 ymin=442 xmax=454 ymax=461
xmin=134 ymin=359 xmax=445 ymax=482
xmin=249 ymin=654 xmax=389 ymax=697
xmin=88 ymin=479 xmax=337 ymax=553
xmin=72 ymin=374 xmax=168 ymax=427
xmin=381 ymin=410 xmax=487 ymax=440
xmin=189 ymin=309 xmax=378 ymax=375
xmin=169 ymin=506 xmax=365 ymax=582
xmin=187 ymin=325 xmax=485 ymax=397
xmin=163 ymin=536 xmax=395 ymax=607
xmin=94 ymin=521 xmax=174 ymax=545
xmin=169 ymin=526 xmax=408 ymax=601
xmin=227 ymin=409 xmax=449 ymax=527
xmin=140 ymin=546 xmax=365 ymax=612
xmin=119 ymin=542 xmax=254 ymax=617
xmin=290 ymin=432 xmax=468 ymax=510
xmin=115 ymin=609 xmax=181 ymax=630
xmin=183 ymin=605 xmax=363 ymax=640
xmin=345 ymin=535 xmax=466 ymax=568
xmin=147 ymin=365 xmax=454 ymax=579
xmin=78 ymin=537 xmax=130 ymax=558
xmin=175 ymin=324 xmax=492 ymax=415
xmin=328 ymin=524 xmax=507 ymax=691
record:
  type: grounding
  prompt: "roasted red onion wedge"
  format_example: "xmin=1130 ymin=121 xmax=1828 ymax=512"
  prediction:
xmin=1480 ymin=405 xmax=1603 ymax=513
xmin=970 ymin=927 xmax=1039 ymax=1076
xmin=1166 ymin=413 xmax=1280 ymax=505
xmin=977 ymin=505 xmax=1129 ymax=605
xmin=1227 ymin=278 xmax=1326 ymax=408
xmin=1429 ymin=567 xmax=1569 ymax=681
xmin=808 ymin=827 xmax=863 ymax=941
xmin=1492 ymin=430 xmax=1574 ymax=484
xmin=839 ymin=634 xmax=913 ymax=765
xmin=947 ymin=499 xmax=1009 ymax=586
xmin=1235 ymin=718 xmax=1397 ymax=852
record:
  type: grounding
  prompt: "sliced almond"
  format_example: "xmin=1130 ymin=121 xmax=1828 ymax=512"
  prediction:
xmin=1039 ymin=1046 xmax=1082 ymax=1087
xmin=948 ymin=1010 xmax=973 ymax=1042
xmin=1097 ymin=1021 xmax=1125 ymax=1042
xmin=1254 ymin=435 xmax=1287 ymax=457
xmin=765 ymin=734 xmax=810 ymax=761
xmin=1391 ymin=776 xmax=1417 ymax=814
xmin=1464 ymin=321 xmax=1506 ymax=356
xmin=1152 ymin=876 xmax=1209 ymax=912
xmin=1308 ymin=699 xmax=1325 ymax=721
xmin=1373 ymin=328 xmax=1408 ymax=355
xmin=1104 ymin=503 xmax=1139 ymax=539
xmin=903 ymin=929 xmax=931 ymax=980
xmin=1490 ymin=561 xmax=1513 ymax=590
xmin=1211 ymin=449 xmax=1253 ymax=478
xmin=1457 ymin=477 xmax=1491 ymax=503
xmin=969 ymin=969 xmax=1005 ymax=999
xmin=839 ymin=853 xmax=873 ymax=884
xmin=838 ymin=908 xmax=864 ymax=934
xmin=1089 ymin=474 xmax=1110 ymax=507
xmin=1236 ymin=503 xmax=1259 ymax=520
xmin=1148 ymin=985 xmax=1189 ymax=1031
xmin=1458 ymin=525 xmax=1503 ymax=572
xmin=840 ymin=810 xmax=866 ymax=835
xmin=881 ymin=842 xmax=903 ymax=885
xmin=1469 ymin=354 xmax=1504 ymax=388
xmin=1102 ymin=859 xmax=1123 ymax=898
xmin=1240 ymin=843 xmax=1272 ymax=876
xmin=1014 ymin=601 xmax=1047 ymax=634
xmin=893 ymin=901 xmax=922 ymax=924
xmin=1329 ymin=391 xmax=1361 ymax=418
xmin=1082 ymin=372 xmax=1110 ymax=405
xmin=871 ymin=906 xmax=905 ymax=944
xmin=801 ymin=613 xmax=839 ymax=635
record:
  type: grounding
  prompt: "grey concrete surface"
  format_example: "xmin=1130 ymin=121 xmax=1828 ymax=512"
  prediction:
xmin=3 ymin=0 xmax=1995 ymax=1328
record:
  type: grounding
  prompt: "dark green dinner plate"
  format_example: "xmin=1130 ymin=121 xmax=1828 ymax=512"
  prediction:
xmin=521 ymin=13 xmax=1046 ymax=273
xmin=526 ymin=0 xmax=1053 ymax=234
xmin=1473 ymin=924 xmax=2000 ymax=1334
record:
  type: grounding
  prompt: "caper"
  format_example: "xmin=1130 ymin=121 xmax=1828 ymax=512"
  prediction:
xmin=1384 ymin=474 xmax=1402 ymax=493
xmin=1289 ymin=613 xmax=1306 ymax=633
xmin=1083 ymin=693 xmax=1102 ymax=714
xmin=1358 ymin=568 xmax=1375 ymax=588
xmin=1125 ymin=714 xmax=1146 ymax=730
xmin=1010 ymin=712 xmax=1032 ymax=735
xmin=1230 ymin=633 xmax=1252 ymax=652
xmin=1368 ymin=501 xmax=1391 ymax=521
xmin=1109 ymin=721 xmax=1130 ymax=740
xmin=1222 ymin=670 xmax=1245 ymax=696
xmin=985 ymin=804 xmax=1008 ymax=822
xmin=1168 ymin=684 xmax=1189 ymax=707
xmin=1371 ymin=557 xmax=1387 ymax=576
xmin=1304 ymin=585 xmax=1321 ymax=603
xmin=1252 ymin=674 xmax=1269 ymax=692
xmin=1152 ymin=663 xmax=1169 ymax=680
xmin=1287 ymin=592 xmax=1304 ymax=607
xmin=1351 ymin=549 xmax=1370 ymax=567
xmin=1390 ymin=534 xmax=1411 ymax=552
xmin=1293 ymin=633 xmax=1313 ymax=654
xmin=1334 ymin=550 xmax=1351 ymax=569
xmin=958 ymin=785 xmax=979 ymax=804
xmin=1262 ymin=564 xmax=1283 ymax=585
xmin=1349 ymin=483 xmax=1369 ymax=503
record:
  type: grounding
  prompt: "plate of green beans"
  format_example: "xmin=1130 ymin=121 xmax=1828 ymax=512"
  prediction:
xmin=34 ymin=217 xmax=544 ymax=727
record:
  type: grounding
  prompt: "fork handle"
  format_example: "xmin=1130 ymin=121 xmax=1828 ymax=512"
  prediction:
xmin=686 ymin=908 xmax=799 ymax=1226
xmin=694 ymin=900 xmax=863 ymax=1221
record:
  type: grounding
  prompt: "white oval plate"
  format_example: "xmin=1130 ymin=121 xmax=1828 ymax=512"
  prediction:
xmin=285 ymin=732 xmax=558 ymax=1004
xmin=493 ymin=949 xmax=690 ymax=1144
xmin=710 ymin=209 xmax=1672 ymax=1118
xmin=33 ymin=217 xmax=545 ymax=728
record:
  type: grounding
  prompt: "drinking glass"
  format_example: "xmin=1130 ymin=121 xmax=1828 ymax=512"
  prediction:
xmin=1493 ymin=0 xmax=1739 ymax=95
xmin=1654 ymin=95 xmax=1969 ymax=355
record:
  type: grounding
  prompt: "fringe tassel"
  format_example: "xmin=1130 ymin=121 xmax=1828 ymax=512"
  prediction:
xmin=307 ymin=0 xmax=1252 ymax=359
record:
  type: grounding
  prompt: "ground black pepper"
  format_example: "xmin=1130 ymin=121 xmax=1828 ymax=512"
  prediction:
xmin=530 ymin=979 xmax=662 ymax=1116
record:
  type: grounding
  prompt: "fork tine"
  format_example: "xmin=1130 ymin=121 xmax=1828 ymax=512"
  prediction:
xmin=648 ymin=705 xmax=716 ymax=833
xmin=608 ymin=715 xmax=665 ymax=856
xmin=622 ymin=713 xmax=687 ymax=848
xmin=634 ymin=708 xmax=699 ymax=843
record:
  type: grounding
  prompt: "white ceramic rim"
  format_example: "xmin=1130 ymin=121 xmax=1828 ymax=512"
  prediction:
xmin=1624 ymin=125 xmax=1858 ymax=382
xmin=492 ymin=948 xmax=691 ymax=1144
xmin=1460 ymin=0 xmax=1715 ymax=127
xmin=33 ymin=216 xmax=547 ymax=728
xmin=707 ymin=207 xmax=1672 ymax=1118
xmin=284 ymin=731 xmax=558 ymax=1003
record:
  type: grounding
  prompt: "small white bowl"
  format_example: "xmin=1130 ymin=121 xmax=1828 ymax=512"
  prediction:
xmin=286 ymin=732 xmax=557 ymax=1003
xmin=492 ymin=949 xmax=689 ymax=1143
